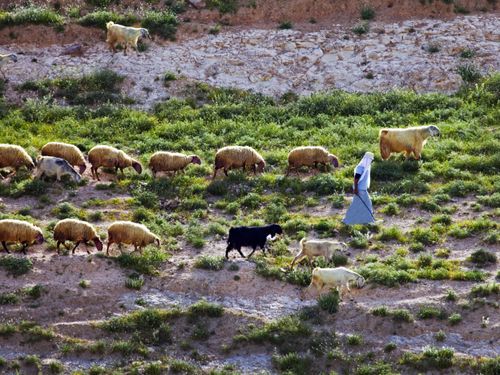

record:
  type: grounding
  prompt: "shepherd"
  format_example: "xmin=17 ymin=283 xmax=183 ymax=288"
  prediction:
xmin=342 ymin=152 xmax=375 ymax=225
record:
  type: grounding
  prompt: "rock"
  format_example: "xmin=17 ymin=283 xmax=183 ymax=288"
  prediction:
xmin=61 ymin=44 xmax=84 ymax=57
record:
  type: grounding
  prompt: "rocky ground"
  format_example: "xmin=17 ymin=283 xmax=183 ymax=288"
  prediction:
xmin=0 ymin=14 xmax=499 ymax=108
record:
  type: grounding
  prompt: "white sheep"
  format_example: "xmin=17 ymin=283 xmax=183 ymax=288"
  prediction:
xmin=290 ymin=238 xmax=347 ymax=269
xmin=286 ymin=146 xmax=339 ymax=175
xmin=0 ymin=53 xmax=17 ymax=80
xmin=88 ymin=145 xmax=142 ymax=181
xmin=106 ymin=221 xmax=160 ymax=255
xmin=0 ymin=144 xmax=35 ymax=177
xmin=53 ymin=219 xmax=103 ymax=254
xmin=379 ymin=125 xmax=440 ymax=160
xmin=106 ymin=22 xmax=150 ymax=55
xmin=41 ymin=142 xmax=87 ymax=174
xmin=0 ymin=219 xmax=44 ymax=254
xmin=34 ymin=156 xmax=82 ymax=183
xmin=149 ymin=152 xmax=201 ymax=178
xmin=305 ymin=267 xmax=365 ymax=298
xmin=213 ymin=146 xmax=266 ymax=178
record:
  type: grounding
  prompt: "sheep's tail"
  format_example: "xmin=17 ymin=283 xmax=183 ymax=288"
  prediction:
xmin=299 ymin=237 xmax=306 ymax=250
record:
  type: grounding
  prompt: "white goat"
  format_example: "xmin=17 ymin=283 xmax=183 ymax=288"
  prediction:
xmin=35 ymin=156 xmax=82 ymax=183
xmin=106 ymin=22 xmax=150 ymax=55
xmin=290 ymin=238 xmax=347 ymax=269
xmin=305 ymin=267 xmax=365 ymax=298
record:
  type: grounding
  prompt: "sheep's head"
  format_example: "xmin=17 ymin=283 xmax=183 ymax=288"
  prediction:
xmin=78 ymin=164 xmax=87 ymax=174
xmin=141 ymin=28 xmax=151 ymax=39
xmin=35 ymin=232 xmax=44 ymax=245
xmin=190 ymin=155 xmax=202 ymax=165
xmin=429 ymin=125 xmax=440 ymax=137
xmin=132 ymin=161 xmax=143 ymax=174
xmin=155 ymin=237 xmax=161 ymax=247
xmin=328 ymin=154 xmax=340 ymax=168
xmin=256 ymin=160 xmax=266 ymax=173
xmin=27 ymin=157 xmax=36 ymax=170
xmin=94 ymin=237 xmax=103 ymax=251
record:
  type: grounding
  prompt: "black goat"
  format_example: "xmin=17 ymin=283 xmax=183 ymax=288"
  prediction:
xmin=226 ymin=224 xmax=283 ymax=258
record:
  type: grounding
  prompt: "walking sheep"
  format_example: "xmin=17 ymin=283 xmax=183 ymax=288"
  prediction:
xmin=290 ymin=238 xmax=347 ymax=269
xmin=41 ymin=142 xmax=87 ymax=174
xmin=213 ymin=146 xmax=265 ymax=178
xmin=88 ymin=145 xmax=142 ymax=181
xmin=379 ymin=125 xmax=440 ymax=160
xmin=0 ymin=219 xmax=44 ymax=254
xmin=106 ymin=221 xmax=160 ymax=255
xmin=305 ymin=267 xmax=365 ymax=298
xmin=149 ymin=152 xmax=201 ymax=177
xmin=53 ymin=219 xmax=103 ymax=254
xmin=0 ymin=53 xmax=17 ymax=80
xmin=0 ymin=144 xmax=35 ymax=176
xmin=34 ymin=156 xmax=82 ymax=183
xmin=286 ymin=146 xmax=339 ymax=176
xmin=106 ymin=22 xmax=150 ymax=55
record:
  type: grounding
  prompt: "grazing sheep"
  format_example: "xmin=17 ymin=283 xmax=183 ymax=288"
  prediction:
xmin=34 ymin=156 xmax=82 ymax=183
xmin=149 ymin=152 xmax=201 ymax=177
xmin=0 ymin=53 xmax=17 ymax=80
xmin=106 ymin=221 xmax=160 ymax=255
xmin=305 ymin=267 xmax=365 ymax=298
xmin=379 ymin=125 xmax=440 ymax=160
xmin=41 ymin=142 xmax=87 ymax=174
xmin=286 ymin=146 xmax=339 ymax=175
xmin=213 ymin=146 xmax=265 ymax=178
xmin=0 ymin=144 xmax=35 ymax=177
xmin=226 ymin=224 xmax=283 ymax=258
xmin=106 ymin=22 xmax=150 ymax=55
xmin=0 ymin=219 xmax=44 ymax=254
xmin=290 ymin=238 xmax=347 ymax=269
xmin=53 ymin=219 xmax=103 ymax=254
xmin=88 ymin=145 xmax=142 ymax=181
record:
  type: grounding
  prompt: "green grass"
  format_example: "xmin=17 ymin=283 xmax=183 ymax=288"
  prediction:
xmin=360 ymin=6 xmax=375 ymax=20
xmin=317 ymin=290 xmax=340 ymax=314
xmin=0 ymin=6 xmax=64 ymax=28
xmin=273 ymin=352 xmax=312 ymax=374
xmin=115 ymin=247 xmax=169 ymax=275
xmin=188 ymin=299 xmax=224 ymax=318
xmin=0 ymin=292 xmax=19 ymax=305
xmin=401 ymin=346 xmax=454 ymax=370
xmin=194 ymin=255 xmax=225 ymax=270
xmin=469 ymin=248 xmax=497 ymax=266
xmin=470 ymin=283 xmax=499 ymax=297
xmin=0 ymin=256 xmax=33 ymax=276
xmin=206 ymin=0 xmax=239 ymax=14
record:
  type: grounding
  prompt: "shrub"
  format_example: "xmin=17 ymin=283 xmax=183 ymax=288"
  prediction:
xmin=194 ymin=255 xmax=225 ymax=271
xmin=352 ymin=21 xmax=369 ymax=35
xmin=434 ymin=330 xmax=446 ymax=342
xmin=278 ymin=21 xmax=293 ymax=29
xmin=317 ymin=290 xmax=340 ymax=314
xmin=410 ymin=228 xmax=439 ymax=245
xmin=347 ymin=334 xmax=363 ymax=345
xmin=459 ymin=48 xmax=476 ymax=58
xmin=115 ymin=247 xmax=168 ymax=275
xmin=188 ymin=300 xmax=224 ymax=318
xmin=457 ymin=63 xmax=482 ymax=84
xmin=469 ymin=248 xmax=497 ymax=265
xmin=391 ymin=309 xmax=413 ymax=323
xmin=360 ymin=6 xmax=375 ymax=20
xmin=381 ymin=202 xmax=400 ymax=216
xmin=0 ymin=293 xmax=18 ymax=305
xmin=142 ymin=11 xmax=179 ymax=40
xmin=272 ymin=352 xmax=312 ymax=375
xmin=206 ymin=0 xmax=239 ymax=14
xmin=426 ymin=42 xmax=441 ymax=53
xmin=0 ymin=256 xmax=33 ymax=276
xmin=470 ymin=283 xmax=499 ymax=297
xmin=0 ymin=7 xmax=64 ymax=28
xmin=448 ymin=313 xmax=462 ymax=325
xmin=417 ymin=306 xmax=447 ymax=320
xmin=78 ymin=11 xmax=139 ymax=29
xmin=125 ymin=276 xmax=144 ymax=290
xmin=376 ymin=226 xmax=407 ymax=242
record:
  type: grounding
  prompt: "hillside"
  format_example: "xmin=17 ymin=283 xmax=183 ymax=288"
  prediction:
xmin=0 ymin=1 xmax=499 ymax=374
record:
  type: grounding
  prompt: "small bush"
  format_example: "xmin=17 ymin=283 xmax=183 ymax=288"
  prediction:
xmin=142 ymin=11 xmax=179 ymax=40
xmin=0 ymin=256 xmax=33 ymax=276
xmin=459 ymin=48 xmax=476 ymax=58
xmin=116 ymin=247 xmax=168 ymax=275
xmin=392 ymin=309 xmax=413 ymax=323
xmin=470 ymin=283 xmax=499 ymax=297
xmin=278 ymin=21 xmax=293 ymax=29
xmin=352 ymin=21 xmax=369 ymax=35
xmin=194 ymin=255 xmax=225 ymax=271
xmin=317 ymin=290 xmax=340 ymax=314
xmin=272 ymin=352 xmax=312 ymax=375
xmin=381 ymin=202 xmax=400 ymax=216
xmin=360 ymin=6 xmax=375 ymax=20
xmin=426 ymin=42 xmax=441 ymax=53
xmin=0 ymin=292 xmax=19 ymax=305
xmin=469 ymin=248 xmax=497 ymax=265
xmin=125 ymin=276 xmax=144 ymax=290
xmin=0 ymin=6 xmax=64 ymax=28
xmin=434 ymin=330 xmax=446 ymax=342
xmin=448 ymin=313 xmax=462 ymax=325
xmin=206 ymin=0 xmax=239 ymax=14
xmin=347 ymin=334 xmax=363 ymax=345
xmin=188 ymin=300 xmax=224 ymax=318
xmin=417 ymin=306 xmax=447 ymax=320
xmin=457 ymin=63 xmax=482 ymax=84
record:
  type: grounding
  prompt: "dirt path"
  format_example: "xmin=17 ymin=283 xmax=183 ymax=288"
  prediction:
xmin=1 ymin=14 xmax=499 ymax=108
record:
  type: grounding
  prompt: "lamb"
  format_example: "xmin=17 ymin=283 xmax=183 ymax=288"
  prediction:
xmin=106 ymin=22 xmax=150 ymax=55
xmin=290 ymin=238 xmax=347 ymax=269
xmin=41 ymin=142 xmax=87 ymax=174
xmin=149 ymin=152 xmax=201 ymax=178
xmin=305 ymin=267 xmax=365 ymax=298
xmin=0 ymin=219 xmax=44 ymax=254
xmin=0 ymin=144 xmax=35 ymax=176
xmin=34 ymin=156 xmax=82 ymax=183
xmin=0 ymin=53 xmax=17 ymax=80
xmin=213 ymin=146 xmax=266 ymax=179
xmin=379 ymin=125 xmax=440 ymax=160
xmin=53 ymin=219 xmax=103 ymax=254
xmin=88 ymin=145 xmax=142 ymax=181
xmin=286 ymin=146 xmax=339 ymax=176
xmin=106 ymin=221 xmax=160 ymax=255
xmin=226 ymin=224 xmax=283 ymax=258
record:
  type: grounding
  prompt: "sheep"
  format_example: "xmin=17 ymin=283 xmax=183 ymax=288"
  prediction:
xmin=0 ymin=219 xmax=44 ymax=254
xmin=34 ymin=156 xmax=82 ymax=183
xmin=286 ymin=146 xmax=339 ymax=175
xmin=41 ymin=142 xmax=87 ymax=174
xmin=226 ymin=224 xmax=283 ymax=258
xmin=290 ymin=238 xmax=347 ymax=269
xmin=106 ymin=22 xmax=150 ymax=55
xmin=53 ymin=219 xmax=103 ymax=255
xmin=149 ymin=152 xmax=201 ymax=178
xmin=379 ymin=125 xmax=440 ymax=160
xmin=213 ymin=146 xmax=266 ymax=179
xmin=0 ymin=53 xmax=17 ymax=80
xmin=305 ymin=267 xmax=365 ymax=298
xmin=106 ymin=221 xmax=160 ymax=255
xmin=88 ymin=145 xmax=142 ymax=181
xmin=0 ymin=144 xmax=35 ymax=177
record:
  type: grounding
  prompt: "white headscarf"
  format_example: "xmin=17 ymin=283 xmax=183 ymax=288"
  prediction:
xmin=354 ymin=152 xmax=374 ymax=189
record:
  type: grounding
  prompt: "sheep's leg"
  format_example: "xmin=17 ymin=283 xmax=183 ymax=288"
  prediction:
xmin=223 ymin=168 xmax=228 ymax=176
xmin=56 ymin=241 xmax=62 ymax=254
xmin=71 ymin=241 xmax=81 ymax=254
xmin=1 ymin=241 xmax=10 ymax=254
xmin=106 ymin=241 xmax=113 ymax=256
xmin=21 ymin=242 xmax=28 ymax=255
xmin=212 ymin=168 xmax=218 ymax=179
